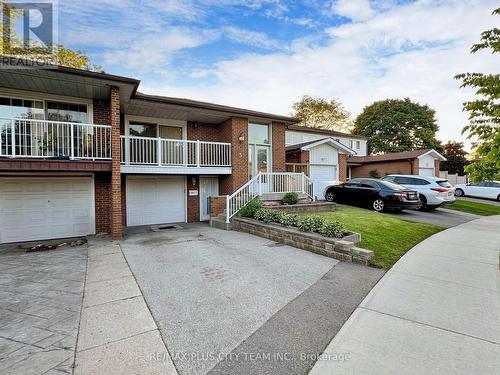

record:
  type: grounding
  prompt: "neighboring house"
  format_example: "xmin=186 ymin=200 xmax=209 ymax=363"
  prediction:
xmin=348 ymin=149 xmax=446 ymax=179
xmin=0 ymin=61 xmax=305 ymax=244
xmin=285 ymin=126 xmax=446 ymax=199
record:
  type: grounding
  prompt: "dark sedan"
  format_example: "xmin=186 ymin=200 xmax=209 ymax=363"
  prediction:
xmin=324 ymin=178 xmax=420 ymax=212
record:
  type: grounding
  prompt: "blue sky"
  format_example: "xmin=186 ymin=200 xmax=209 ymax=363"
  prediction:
xmin=57 ymin=0 xmax=498 ymax=148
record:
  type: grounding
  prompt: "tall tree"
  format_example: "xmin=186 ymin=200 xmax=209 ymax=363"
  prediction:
xmin=291 ymin=96 xmax=352 ymax=132
xmin=440 ymin=141 xmax=469 ymax=175
xmin=352 ymin=98 xmax=443 ymax=154
xmin=455 ymin=8 xmax=499 ymax=182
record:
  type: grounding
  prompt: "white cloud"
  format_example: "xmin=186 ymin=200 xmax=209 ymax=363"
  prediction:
xmin=332 ymin=0 xmax=375 ymax=22
xmin=223 ymin=26 xmax=282 ymax=49
xmin=140 ymin=0 xmax=498 ymax=150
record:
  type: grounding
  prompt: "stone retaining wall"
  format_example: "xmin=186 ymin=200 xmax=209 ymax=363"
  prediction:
xmin=233 ymin=217 xmax=373 ymax=265
xmin=264 ymin=202 xmax=337 ymax=213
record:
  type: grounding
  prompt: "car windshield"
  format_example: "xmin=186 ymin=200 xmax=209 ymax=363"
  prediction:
xmin=378 ymin=180 xmax=405 ymax=190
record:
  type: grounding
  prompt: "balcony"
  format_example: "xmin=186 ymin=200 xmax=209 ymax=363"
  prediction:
xmin=0 ymin=117 xmax=111 ymax=160
xmin=120 ymin=135 xmax=232 ymax=174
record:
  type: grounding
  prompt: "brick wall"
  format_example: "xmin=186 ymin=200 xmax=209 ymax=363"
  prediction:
xmin=209 ymin=196 xmax=226 ymax=218
xmin=350 ymin=160 xmax=415 ymax=178
xmin=187 ymin=122 xmax=221 ymax=141
xmin=219 ymin=117 xmax=248 ymax=195
xmin=339 ymin=154 xmax=347 ymax=182
xmin=272 ymin=122 xmax=286 ymax=172
xmin=93 ymin=99 xmax=110 ymax=125
xmin=187 ymin=176 xmax=200 ymax=222
xmin=434 ymin=160 xmax=440 ymax=177
xmin=94 ymin=173 xmax=111 ymax=233
xmin=110 ymin=87 xmax=123 ymax=240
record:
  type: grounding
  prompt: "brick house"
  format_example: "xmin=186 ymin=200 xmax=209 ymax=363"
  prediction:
xmin=285 ymin=126 xmax=446 ymax=199
xmin=0 ymin=62 xmax=306 ymax=244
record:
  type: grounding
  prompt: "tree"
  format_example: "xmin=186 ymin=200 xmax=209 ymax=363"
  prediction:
xmin=0 ymin=0 xmax=102 ymax=71
xmin=291 ymin=96 xmax=352 ymax=132
xmin=352 ymin=98 xmax=443 ymax=154
xmin=455 ymin=8 xmax=499 ymax=182
xmin=440 ymin=141 xmax=469 ymax=175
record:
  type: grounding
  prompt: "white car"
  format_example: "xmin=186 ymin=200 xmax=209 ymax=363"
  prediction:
xmin=454 ymin=181 xmax=500 ymax=201
xmin=382 ymin=175 xmax=456 ymax=210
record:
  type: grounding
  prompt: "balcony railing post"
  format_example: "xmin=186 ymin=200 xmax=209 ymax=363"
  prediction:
xmin=70 ymin=123 xmax=75 ymax=159
xmin=10 ymin=119 xmax=15 ymax=156
xmin=196 ymin=140 xmax=201 ymax=167
xmin=157 ymin=137 xmax=162 ymax=166
xmin=301 ymin=173 xmax=305 ymax=194
xmin=258 ymin=173 xmax=262 ymax=196
xmin=226 ymin=194 xmax=230 ymax=223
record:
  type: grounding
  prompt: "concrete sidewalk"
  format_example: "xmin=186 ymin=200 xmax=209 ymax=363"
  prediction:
xmin=310 ymin=215 xmax=500 ymax=375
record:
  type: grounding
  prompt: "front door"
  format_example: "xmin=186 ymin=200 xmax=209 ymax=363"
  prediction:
xmin=200 ymin=177 xmax=219 ymax=221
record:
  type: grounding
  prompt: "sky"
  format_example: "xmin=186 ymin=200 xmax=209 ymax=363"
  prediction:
xmin=58 ymin=0 xmax=499 ymax=150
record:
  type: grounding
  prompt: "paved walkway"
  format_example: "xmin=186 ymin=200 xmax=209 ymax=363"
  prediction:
xmin=310 ymin=215 xmax=500 ymax=374
xmin=0 ymin=244 xmax=87 ymax=374
xmin=74 ymin=238 xmax=177 ymax=375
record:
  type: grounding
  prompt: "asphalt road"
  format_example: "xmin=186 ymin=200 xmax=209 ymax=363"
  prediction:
xmin=388 ymin=207 xmax=480 ymax=228
xmin=458 ymin=196 xmax=500 ymax=206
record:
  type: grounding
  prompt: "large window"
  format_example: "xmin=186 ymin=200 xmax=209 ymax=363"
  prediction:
xmin=46 ymin=101 xmax=88 ymax=123
xmin=249 ymin=123 xmax=269 ymax=144
xmin=0 ymin=97 xmax=44 ymax=119
xmin=129 ymin=122 xmax=157 ymax=137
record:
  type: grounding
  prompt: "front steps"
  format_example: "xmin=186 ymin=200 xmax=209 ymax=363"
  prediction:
xmin=209 ymin=211 xmax=233 ymax=230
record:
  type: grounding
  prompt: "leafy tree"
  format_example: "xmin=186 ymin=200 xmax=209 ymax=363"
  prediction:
xmin=352 ymin=98 xmax=443 ymax=154
xmin=292 ymin=96 xmax=352 ymax=132
xmin=455 ymin=8 xmax=499 ymax=182
xmin=0 ymin=0 xmax=102 ymax=71
xmin=440 ymin=141 xmax=469 ymax=175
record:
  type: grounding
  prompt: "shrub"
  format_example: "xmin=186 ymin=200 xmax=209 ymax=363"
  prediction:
xmin=253 ymin=208 xmax=273 ymax=223
xmin=297 ymin=215 xmax=325 ymax=232
xmin=369 ymin=169 xmax=380 ymax=178
xmin=281 ymin=213 xmax=299 ymax=227
xmin=319 ymin=221 xmax=346 ymax=238
xmin=282 ymin=192 xmax=299 ymax=205
xmin=239 ymin=197 xmax=262 ymax=218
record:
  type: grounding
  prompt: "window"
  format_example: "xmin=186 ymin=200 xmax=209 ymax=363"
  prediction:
xmin=472 ymin=182 xmax=488 ymax=187
xmin=0 ymin=96 xmax=44 ymax=119
xmin=356 ymin=141 xmax=361 ymax=149
xmin=46 ymin=101 xmax=88 ymax=123
xmin=345 ymin=181 xmax=360 ymax=187
xmin=349 ymin=140 xmax=354 ymax=149
xmin=129 ymin=122 xmax=157 ymax=137
xmin=487 ymin=182 xmax=500 ymax=188
xmin=249 ymin=123 xmax=269 ymax=144
xmin=159 ymin=125 xmax=182 ymax=140
xmin=360 ymin=180 xmax=378 ymax=189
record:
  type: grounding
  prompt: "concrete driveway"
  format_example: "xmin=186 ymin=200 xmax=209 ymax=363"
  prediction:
xmin=120 ymin=224 xmax=383 ymax=375
xmin=388 ymin=207 xmax=479 ymax=228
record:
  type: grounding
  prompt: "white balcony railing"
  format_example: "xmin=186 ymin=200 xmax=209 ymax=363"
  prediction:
xmin=120 ymin=135 xmax=231 ymax=168
xmin=0 ymin=117 xmax=112 ymax=160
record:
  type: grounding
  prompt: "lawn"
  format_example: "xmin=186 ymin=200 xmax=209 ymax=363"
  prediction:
xmin=445 ymin=199 xmax=500 ymax=216
xmin=303 ymin=205 xmax=443 ymax=269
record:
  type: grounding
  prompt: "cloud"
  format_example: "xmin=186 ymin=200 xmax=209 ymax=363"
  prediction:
xmin=223 ymin=26 xmax=282 ymax=49
xmin=139 ymin=0 xmax=498 ymax=149
xmin=331 ymin=0 xmax=375 ymax=22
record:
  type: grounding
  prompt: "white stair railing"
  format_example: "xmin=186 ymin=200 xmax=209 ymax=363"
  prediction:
xmin=225 ymin=172 xmax=315 ymax=223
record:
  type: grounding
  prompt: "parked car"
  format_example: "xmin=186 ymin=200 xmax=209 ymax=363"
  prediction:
xmin=454 ymin=181 xmax=500 ymax=201
xmin=382 ymin=175 xmax=456 ymax=210
xmin=324 ymin=178 xmax=420 ymax=212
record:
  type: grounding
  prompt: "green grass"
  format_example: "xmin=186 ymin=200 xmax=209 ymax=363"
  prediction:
xmin=301 ymin=205 xmax=443 ymax=269
xmin=445 ymin=199 xmax=500 ymax=216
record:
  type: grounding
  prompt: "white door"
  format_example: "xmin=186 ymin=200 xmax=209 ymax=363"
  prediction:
xmin=310 ymin=165 xmax=337 ymax=200
xmin=0 ymin=177 xmax=95 ymax=244
xmin=200 ymin=177 xmax=219 ymax=221
xmin=126 ymin=176 xmax=185 ymax=226
xmin=419 ymin=167 xmax=435 ymax=177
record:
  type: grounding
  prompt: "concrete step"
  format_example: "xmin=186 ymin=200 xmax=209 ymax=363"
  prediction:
xmin=209 ymin=216 xmax=233 ymax=230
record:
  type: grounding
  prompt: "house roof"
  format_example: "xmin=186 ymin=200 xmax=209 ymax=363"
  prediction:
xmin=287 ymin=125 xmax=368 ymax=140
xmin=286 ymin=137 xmax=355 ymax=155
xmin=348 ymin=149 xmax=446 ymax=164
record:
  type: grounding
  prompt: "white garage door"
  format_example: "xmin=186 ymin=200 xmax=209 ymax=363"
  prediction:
xmin=419 ymin=168 xmax=435 ymax=177
xmin=310 ymin=165 xmax=337 ymax=200
xmin=0 ymin=177 xmax=95 ymax=244
xmin=126 ymin=176 xmax=185 ymax=226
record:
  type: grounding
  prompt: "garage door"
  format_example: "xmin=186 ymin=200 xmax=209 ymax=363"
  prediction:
xmin=0 ymin=177 xmax=95 ymax=244
xmin=419 ymin=168 xmax=435 ymax=177
xmin=126 ymin=176 xmax=185 ymax=226
xmin=310 ymin=165 xmax=337 ymax=200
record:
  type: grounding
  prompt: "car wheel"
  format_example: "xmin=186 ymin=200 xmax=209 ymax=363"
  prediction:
xmin=497 ymin=194 xmax=500 ymax=202
xmin=325 ymin=191 xmax=335 ymax=202
xmin=455 ymin=189 xmax=464 ymax=197
xmin=372 ymin=199 xmax=385 ymax=212
xmin=418 ymin=194 xmax=427 ymax=211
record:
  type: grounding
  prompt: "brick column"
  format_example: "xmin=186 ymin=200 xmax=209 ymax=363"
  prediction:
xmin=110 ymin=87 xmax=123 ymax=240
xmin=272 ymin=121 xmax=286 ymax=172
xmin=219 ymin=117 xmax=248 ymax=195
xmin=339 ymin=153 xmax=347 ymax=182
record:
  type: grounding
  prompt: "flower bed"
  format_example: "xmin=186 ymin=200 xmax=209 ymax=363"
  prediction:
xmin=232 ymin=217 xmax=372 ymax=265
